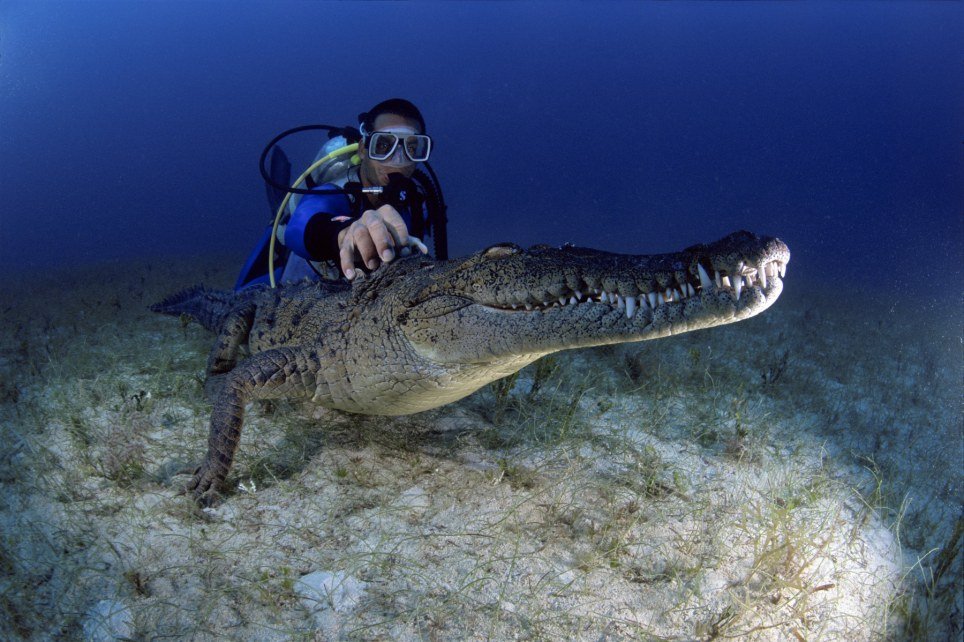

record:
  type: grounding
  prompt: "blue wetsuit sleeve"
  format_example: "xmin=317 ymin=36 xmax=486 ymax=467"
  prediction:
xmin=283 ymin=185 xmax=354 ymax=262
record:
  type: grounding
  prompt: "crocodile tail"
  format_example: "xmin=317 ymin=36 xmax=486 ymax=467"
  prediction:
xmin=150 ymin=286 xmax=240 ymax=332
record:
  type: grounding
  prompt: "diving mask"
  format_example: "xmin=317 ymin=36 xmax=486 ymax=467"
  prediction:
xmin=365 ymin=126 xmax=432 ymax=165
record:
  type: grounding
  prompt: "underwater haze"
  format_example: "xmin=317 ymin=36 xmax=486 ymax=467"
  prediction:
xmin=1 ymin=2 xmax=963 ymax=641
xmin=0 ymin=1 xmax=962 ymax=301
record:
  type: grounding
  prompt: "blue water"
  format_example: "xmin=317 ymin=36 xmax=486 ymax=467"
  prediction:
xmin=1 ymin=2 xmax=961 ymax=304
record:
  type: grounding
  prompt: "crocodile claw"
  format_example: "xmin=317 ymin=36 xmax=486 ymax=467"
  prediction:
xmin=184 ymin=460 xmax=227 ymax=506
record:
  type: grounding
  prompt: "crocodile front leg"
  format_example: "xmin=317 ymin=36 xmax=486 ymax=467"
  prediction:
xmin=188 ymin=345 xmax=321 ymax=504
xmin=206 ymin=301 xmax=257 ymax=375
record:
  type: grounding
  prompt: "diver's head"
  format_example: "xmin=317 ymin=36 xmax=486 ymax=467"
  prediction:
xmin=358 ymin=98 xmax=430 ymax=194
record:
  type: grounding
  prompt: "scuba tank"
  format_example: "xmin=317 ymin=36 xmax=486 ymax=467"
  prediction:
xmin=308 ymin=135 xmax=356 ymax=188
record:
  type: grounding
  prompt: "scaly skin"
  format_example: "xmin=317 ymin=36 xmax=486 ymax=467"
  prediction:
xmin=152 ymin=230 xmax=789 ymax=503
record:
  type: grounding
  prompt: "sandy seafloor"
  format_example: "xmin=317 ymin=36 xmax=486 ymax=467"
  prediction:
xmin=0 ymin=255 xmax=960 ymax=641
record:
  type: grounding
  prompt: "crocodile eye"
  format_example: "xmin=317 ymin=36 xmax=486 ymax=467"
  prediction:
xmin=482 ymin=243 xmax=522 ymax=259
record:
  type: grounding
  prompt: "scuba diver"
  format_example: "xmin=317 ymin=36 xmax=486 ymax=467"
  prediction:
xmin=236 ymin=98 xmax=447 ymax=290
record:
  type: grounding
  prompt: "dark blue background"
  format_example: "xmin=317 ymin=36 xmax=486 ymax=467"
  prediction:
xmin=1 ymin=1 xmax=961 ymax=303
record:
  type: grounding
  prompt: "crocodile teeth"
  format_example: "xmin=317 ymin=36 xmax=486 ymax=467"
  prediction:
xmin=657 ymin=292 xmax=665 ymax=305
xmin=686 ymin=283 xmax=696 ymax=297
xmin=698 ymin=264 xmax=713 ymax=290
xmin=721 ymin=275 xmax=731 ymax=288
xmin=558 ymin=297 xmax=566 ymax=306
xmin=600 ymin=291 xmax=609 ymax=303
xmin=575 ymin=290 xmax=583 ymax=300
xmin=758 ymin=263 xmax=767 ymax=289
xmin=568 ymin=296 xmax=578 ymax=305
xmin=616 ymin=294 xmax=624 ymax=310
xmin=525 ymin=303 xmax=533 ymax=311
xmin=625 ymin=296 xmax=636 ymax=319
xmin=714 ymin=271 xmax=722 ymax=289
xmin=648 ymin=292 xmax=657 ymax=308
xmin=778 ymin=262 xmax=786 ymax=278
xmin=733 ymin=275 xmax=743 ymax=300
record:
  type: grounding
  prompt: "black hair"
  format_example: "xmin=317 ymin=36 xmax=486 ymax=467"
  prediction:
xmin=359 ymin=98 xmax=426 ymax=134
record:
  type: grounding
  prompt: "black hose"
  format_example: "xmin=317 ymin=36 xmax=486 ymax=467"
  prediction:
xmin=412 ymin=164 xmax=448 ymax=260
xmin=258 ymin=124 xmax=355 ymax=196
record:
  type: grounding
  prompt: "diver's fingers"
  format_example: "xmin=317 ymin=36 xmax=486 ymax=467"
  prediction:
xmin=350 ymin=223 xmax=379 ymax=271
xmin=376 ymin=204 xmax=410 ymax=250
xmin=339 ymin=221 xmax=378 ymax=278
xmin=339 ymin=233 xmax=358 ymax=280
xmin=407 ymin=236 xmax=429 ymax=254
xmin=363 ymin=211 xmax=399 ymax=264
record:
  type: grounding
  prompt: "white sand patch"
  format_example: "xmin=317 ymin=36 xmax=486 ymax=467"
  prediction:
xmin=295 ymin=570 xmax=367 ymax=612
xmin=81 ymin=599 xmax=135 ymax=642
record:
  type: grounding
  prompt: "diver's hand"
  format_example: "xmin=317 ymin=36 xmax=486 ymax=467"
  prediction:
xmin=337 ymin=205 xmax=427 ymax=279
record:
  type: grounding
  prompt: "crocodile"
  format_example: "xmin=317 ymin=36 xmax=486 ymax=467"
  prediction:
xmin=152 ymin=230 xmax=789 ymax=503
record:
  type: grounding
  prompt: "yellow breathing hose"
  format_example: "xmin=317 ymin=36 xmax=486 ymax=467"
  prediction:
xmin=268 ymin=143 xmax=359 ymax=288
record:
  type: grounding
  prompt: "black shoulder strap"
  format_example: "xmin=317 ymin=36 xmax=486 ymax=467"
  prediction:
xmin=411 ymin=167 xmax=448 ymax=260
xmin=341 ymin=181 xmax=366 ymax=217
